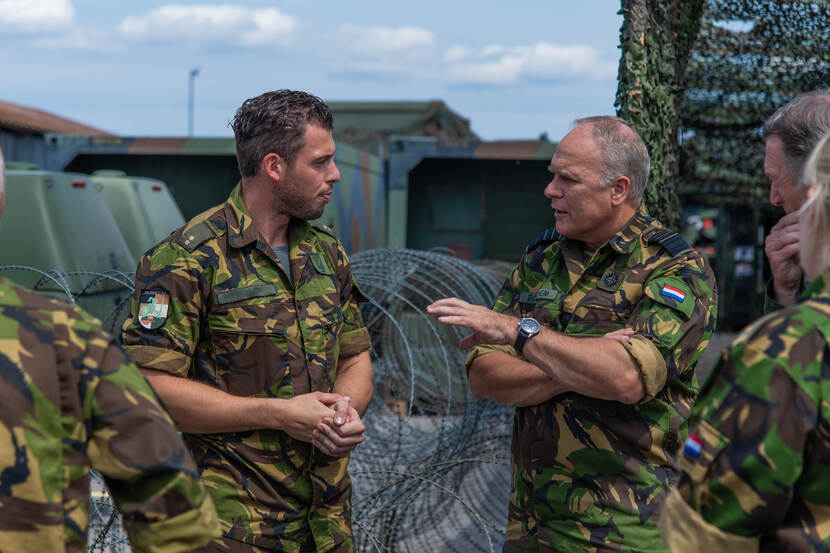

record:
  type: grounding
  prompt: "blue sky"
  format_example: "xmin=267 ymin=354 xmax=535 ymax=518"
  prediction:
xmin=0 ymin=0 xmax=623 ymax=140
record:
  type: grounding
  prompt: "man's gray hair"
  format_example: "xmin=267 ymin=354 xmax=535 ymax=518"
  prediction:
xmin=763 ymin=88 xmax=830 ymax=184
xmin=573 ymin=116 xmax=650 ymax=205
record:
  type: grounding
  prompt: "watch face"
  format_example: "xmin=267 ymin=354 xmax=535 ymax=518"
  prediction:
xmin=520 ymin=317 xmax=541 ymax=335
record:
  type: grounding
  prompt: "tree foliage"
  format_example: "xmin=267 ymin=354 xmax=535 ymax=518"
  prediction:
xmin=616 ymin=0 xmax=705 ymax=229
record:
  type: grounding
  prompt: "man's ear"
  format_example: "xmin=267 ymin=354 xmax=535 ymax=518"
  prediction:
xmin=610 ymin=175 xmax=631 ymax=207
xmin=262 ymin=153 xmax=284 ymax=182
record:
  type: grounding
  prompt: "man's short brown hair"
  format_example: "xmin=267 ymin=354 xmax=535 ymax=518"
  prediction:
xmin=231 ymin=90 xmax=333 ymax=177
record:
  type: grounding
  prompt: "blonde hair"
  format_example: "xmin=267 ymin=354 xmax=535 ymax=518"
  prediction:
xmin=799 ymin=130 xmax=830 ymax=274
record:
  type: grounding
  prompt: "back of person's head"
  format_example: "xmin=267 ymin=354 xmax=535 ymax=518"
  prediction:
xmin=573 ymin=116 xmax=650 ymax=205
xmin=799 ymin=130 xmax=830 ymax=278
xmin=231 ymin=90 xmax=333 ymax=178
xmin=763 ymin=89 xmax=830 ymax=183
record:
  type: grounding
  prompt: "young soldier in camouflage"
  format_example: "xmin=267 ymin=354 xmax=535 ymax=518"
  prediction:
xmin=0 ymin=145 xmax=221 ymax=553
xmin=121 ymin=91 xmax=373 ymax=553
xmin=429 ymin=117 xmax=718 ymax=552
xmin=659 ymin=133 xmax=830 ymax=551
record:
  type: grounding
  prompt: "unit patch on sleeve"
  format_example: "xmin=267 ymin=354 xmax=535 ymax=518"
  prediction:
xmin=138 ymin=289 xmax=171 ymax=330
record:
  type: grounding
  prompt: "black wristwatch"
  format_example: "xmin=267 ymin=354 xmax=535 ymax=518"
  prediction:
xmin=514 ymin=317 xmax=541 ymax=355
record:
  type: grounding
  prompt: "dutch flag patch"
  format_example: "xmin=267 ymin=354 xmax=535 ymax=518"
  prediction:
xmin=660 ymin=284 xmax=687 ymax=303
xmin=684 ymin=434 xmax=703 ymax=458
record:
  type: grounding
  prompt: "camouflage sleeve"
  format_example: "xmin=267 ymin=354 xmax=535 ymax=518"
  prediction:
xmin=762 ymin=276 xmax=806 ymax=314
xmin=121 ymin=241 xmax=207 ymax=376
xmin=618 ymin=251 xmax=718 ymax=401
xmin=763 ymin=278 xmax=787 ymax=313
xmin=659 ymin=328 xmax=821 ymax=550
xmin=465 ymin=260 xmax=524 ymax=371
xmin=333 ymin=239 xmax=371 ymax=358
xmin=74 ymin=310 xmax=221 ymax=551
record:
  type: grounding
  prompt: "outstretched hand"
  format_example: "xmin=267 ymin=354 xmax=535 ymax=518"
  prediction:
xmin=426 ymin=297 xmax=518 ymax=350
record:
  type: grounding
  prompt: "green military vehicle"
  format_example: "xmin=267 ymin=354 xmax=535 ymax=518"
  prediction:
xmin=91 ymin=169 xmax=185 ymax=261
xmin=0 ymin=166 xmax=136 ymax=330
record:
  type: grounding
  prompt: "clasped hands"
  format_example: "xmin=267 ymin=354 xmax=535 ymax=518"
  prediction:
xmin=282 ymin=391 xmax=365 ymax=458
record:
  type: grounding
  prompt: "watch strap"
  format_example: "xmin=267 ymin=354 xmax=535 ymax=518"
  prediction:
xmin=514 ymin=329 xmax=530 ymax=355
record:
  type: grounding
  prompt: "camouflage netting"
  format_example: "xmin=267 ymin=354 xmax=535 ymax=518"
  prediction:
xmin=617 ymin=0 xmax=830 ymax=220
xmin=679 ymin=0 xmax=830 ymax=205
xmin=616 ymin=0 xmax=705 ymax=230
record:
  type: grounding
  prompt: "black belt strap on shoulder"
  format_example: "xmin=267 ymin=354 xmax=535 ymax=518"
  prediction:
xmin=648 ymin=230 xmax=692 ymax=257
xmin=525 ymin=228 xmax=563 ymax=253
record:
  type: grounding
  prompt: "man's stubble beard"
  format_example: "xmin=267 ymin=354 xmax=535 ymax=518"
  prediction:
xmin=274 ymin=183 xmax=325 ymax=221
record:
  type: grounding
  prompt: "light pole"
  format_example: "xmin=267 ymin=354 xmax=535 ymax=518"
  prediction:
xmin=188 ymin=66 xmax=200 ymax=137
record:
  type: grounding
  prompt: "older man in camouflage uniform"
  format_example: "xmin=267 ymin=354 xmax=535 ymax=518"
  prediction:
xmin=429 ymin=116 xmax=718 ymax=552
xmin=762 ymin=88 xmax=830 ymax=311
xmin=121 ymin=91 xmax=374 ymax=553
xmin=0 ymin=145 xmax=221 ymax=552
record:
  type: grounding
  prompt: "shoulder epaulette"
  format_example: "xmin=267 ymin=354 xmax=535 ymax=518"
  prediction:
xmin=647 ymin=229 xmax=692 ymax=257
xmin=177 ymin=220 xmax=226 ymax=252
xmin=311 ymin=221 xmax=337 ymax=238
xmin=525 ymin=228 xmax=563 ymax=253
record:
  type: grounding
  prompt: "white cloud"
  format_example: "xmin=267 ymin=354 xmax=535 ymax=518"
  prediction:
xmin=338 ymin=25 xmax=435 ymax=56
xmin=446 ymin=42 xmax=617 ymax=86
xmin=331 ymin=25 xmax=435 ymax=80
xmin=0 ymin=0 xmax=74 ymax=34
xmin=443 ymin=45 xmax=471 ymax=63
xmin=481 ymin=44 xmax=506 ymax=57
xmin=33 ymin=28 xmax=117 ymax=51
xmin=118 ymin=4 xmax=298 ymax=47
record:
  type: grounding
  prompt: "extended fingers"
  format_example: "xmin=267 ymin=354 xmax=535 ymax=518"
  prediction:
xmin=428 ymin=297 xmax=470 ymax=310
xmin=603 ymin=328 xmax=635 ymax=341
xmin=426 ymin=298 xmax=475 ymax=319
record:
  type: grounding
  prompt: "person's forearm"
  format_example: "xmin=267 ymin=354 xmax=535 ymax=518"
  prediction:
xmin=140 ymin=369 xmax=279 ymax=434
xmin=522 ymin=331 xmax=644 ymax=404
xmin=468 ymin=352 xmax=563 ymax=407
xmin=333 ymin=350 xmax=374 ymax=415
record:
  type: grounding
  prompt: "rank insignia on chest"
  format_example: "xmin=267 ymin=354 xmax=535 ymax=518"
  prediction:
xmin=683 ymin=434 xmax=703 ymax=458
xmin=138 ymin=289 xmax=170 ymax=330
xmin=597 ymin=269 xmax=625 ymax=292
xmin=660 ymin=284 xmax=687 ymax=303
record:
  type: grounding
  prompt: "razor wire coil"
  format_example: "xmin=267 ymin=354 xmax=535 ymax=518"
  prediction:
xmin=0 ymin=248 xmax=514 ymax=552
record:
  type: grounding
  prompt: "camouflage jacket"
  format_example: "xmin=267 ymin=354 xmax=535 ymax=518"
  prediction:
xmin=467 ymin=211 xmax=718 ymax=553
xmin=0 ymin=276 xmax=219 ymax=553
xmin=122 ymin=184 xmax=371 ymax=552
xmin=659 ymin=266 xmax=830 ymax=552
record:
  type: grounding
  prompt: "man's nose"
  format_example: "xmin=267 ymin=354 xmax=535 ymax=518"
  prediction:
xmin=544 ymin=178 xmax=561 ymax=199
xmin=769 ymin=184 xmax=783 ymax=207
xmin=328 ymin=161 xmax=341 ymax=183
